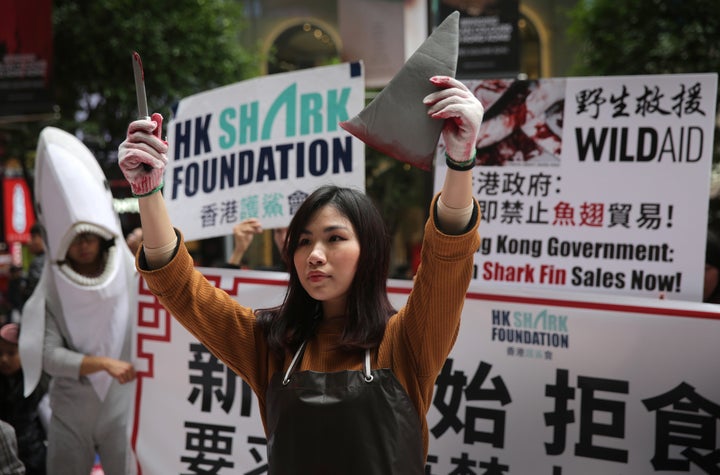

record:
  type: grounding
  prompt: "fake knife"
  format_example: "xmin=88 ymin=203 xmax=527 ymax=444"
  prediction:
xmin=132 ymin=51 xmax=150 ymax=120
xmin=132 ymin=51 xmax=153 ymax=171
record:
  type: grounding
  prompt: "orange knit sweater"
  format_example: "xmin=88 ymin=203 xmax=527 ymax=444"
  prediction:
xmin=139 ymin=196 xmax=480 ymax=459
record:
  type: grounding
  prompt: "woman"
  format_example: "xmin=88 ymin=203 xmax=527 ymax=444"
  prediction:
xmin=20 ymin=125 xmax=138 ymax=475
xmin=119 ymin=75 xmax=483 ymax=473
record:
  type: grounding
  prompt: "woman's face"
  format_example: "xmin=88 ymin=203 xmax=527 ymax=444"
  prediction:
xmin=66 ymin=232 xmax=102 ymax=269
xmin=293 ymin=205 xmax=360 ymax=317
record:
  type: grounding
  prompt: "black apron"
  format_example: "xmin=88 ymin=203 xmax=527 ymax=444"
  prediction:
xmin=265 ymin=341 xmax=425 ymax=475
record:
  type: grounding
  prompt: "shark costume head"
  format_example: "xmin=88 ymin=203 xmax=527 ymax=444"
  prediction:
xmin=20 ymin=127 xmax=137 ymax=399
xmin=34 ymin=127 xmax=121 ymax=264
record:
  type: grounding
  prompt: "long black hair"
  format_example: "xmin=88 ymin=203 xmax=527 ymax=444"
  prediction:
xmin=256 ymin=185 xmax=396 ymax=356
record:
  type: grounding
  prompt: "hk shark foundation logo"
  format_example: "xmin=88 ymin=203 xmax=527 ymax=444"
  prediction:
xmin=490 ymin=308 xmax=569 ymax=361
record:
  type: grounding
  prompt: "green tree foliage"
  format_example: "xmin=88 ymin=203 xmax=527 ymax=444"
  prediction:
xmin=5 ymin=0 xmax=260 ymax=183
xmin=568 ymin=0 xmax=719 ymax=76
xmin=567 ymin=0 xmax=720 ymax=228
xmin=365 ymin=145 xmax=432 ymax=238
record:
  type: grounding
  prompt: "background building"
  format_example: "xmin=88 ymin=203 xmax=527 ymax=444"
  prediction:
xmin=221 ymin=0 xmax=580 ymax=272
xmin=241 ymin=0 xmax=578 ymax=80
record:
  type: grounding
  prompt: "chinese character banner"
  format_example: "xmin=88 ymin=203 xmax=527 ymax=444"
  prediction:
xmin=434 ymin=73 xmax=718 ymax=302
xmin=131 ymin=267 xmax=720 ymax=474
xmin=165 ymin=62 xmax=366 ymax=242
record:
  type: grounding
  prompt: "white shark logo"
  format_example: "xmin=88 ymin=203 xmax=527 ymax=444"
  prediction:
xmin=20 ymin=127 xmax=137 ymax=400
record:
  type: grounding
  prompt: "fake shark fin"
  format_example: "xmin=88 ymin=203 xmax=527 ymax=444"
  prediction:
xmin=19 ymin=261 xmax=49 ymax=397
xmin=340 ymin=10 xmax=459 ymax=170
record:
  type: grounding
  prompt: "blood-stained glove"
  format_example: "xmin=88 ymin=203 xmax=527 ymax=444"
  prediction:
xmin=424 ymin=76 xmax=484 ymax=168
xmin=118 ymin=112 xmax=168 ymax=196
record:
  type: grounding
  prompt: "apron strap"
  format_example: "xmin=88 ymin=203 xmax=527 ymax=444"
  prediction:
xmin=363 ymin=349 xmax=373 ymax=382
xmin=282 ymin=341 xmax=307 ymax=386
xmin=282 ymin=342 xmax=374 ymax=384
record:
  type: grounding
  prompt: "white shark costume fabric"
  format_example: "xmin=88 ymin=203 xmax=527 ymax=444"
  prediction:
xmin=19 ymin=127 xmax=138 ymax=474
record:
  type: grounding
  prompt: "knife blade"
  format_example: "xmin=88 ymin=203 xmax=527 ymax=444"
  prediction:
xmin=132 ymin=51 xmax=153 ymax=171
xmin=132 ymin=51 xmax=150 ymax=120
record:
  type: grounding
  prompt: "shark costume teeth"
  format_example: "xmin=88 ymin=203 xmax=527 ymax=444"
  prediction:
xmin=20 ymin=127 xmax=137 ymax=400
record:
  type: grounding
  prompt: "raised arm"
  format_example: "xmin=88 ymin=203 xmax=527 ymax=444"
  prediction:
xmin=118 ymin=113 xmax=176 ymax=268
xmin=424 ymin=76 xmax=483 ymax=234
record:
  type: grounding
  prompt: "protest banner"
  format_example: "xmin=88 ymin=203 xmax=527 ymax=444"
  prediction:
xmin=129 ymin=71 xmax=720 ymax=474
xmin=165 ymin=62 xmax=366 ymax=241
xmin=434 ymin=73 xmax=718 ymax=302
xmin=130 ymin=267 xmax=720 ymax=474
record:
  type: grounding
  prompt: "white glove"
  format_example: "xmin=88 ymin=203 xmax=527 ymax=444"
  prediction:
xmin=424 ymin=76 xmax=485 ymax=163
xmin=118 ymin=113 xmax=168 ymax=196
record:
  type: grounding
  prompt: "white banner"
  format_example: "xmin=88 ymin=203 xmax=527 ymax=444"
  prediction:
xmin=164 ymin=62 xmax=366 ymax=241
xmin=130 ymin=267 xmax=720 ymax=474
xmin=434 ymin=73 xmax=718 ymax=302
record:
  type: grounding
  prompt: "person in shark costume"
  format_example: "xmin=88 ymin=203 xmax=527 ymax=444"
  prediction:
xmin=19 ymin=127 xmax=138 ymax=475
